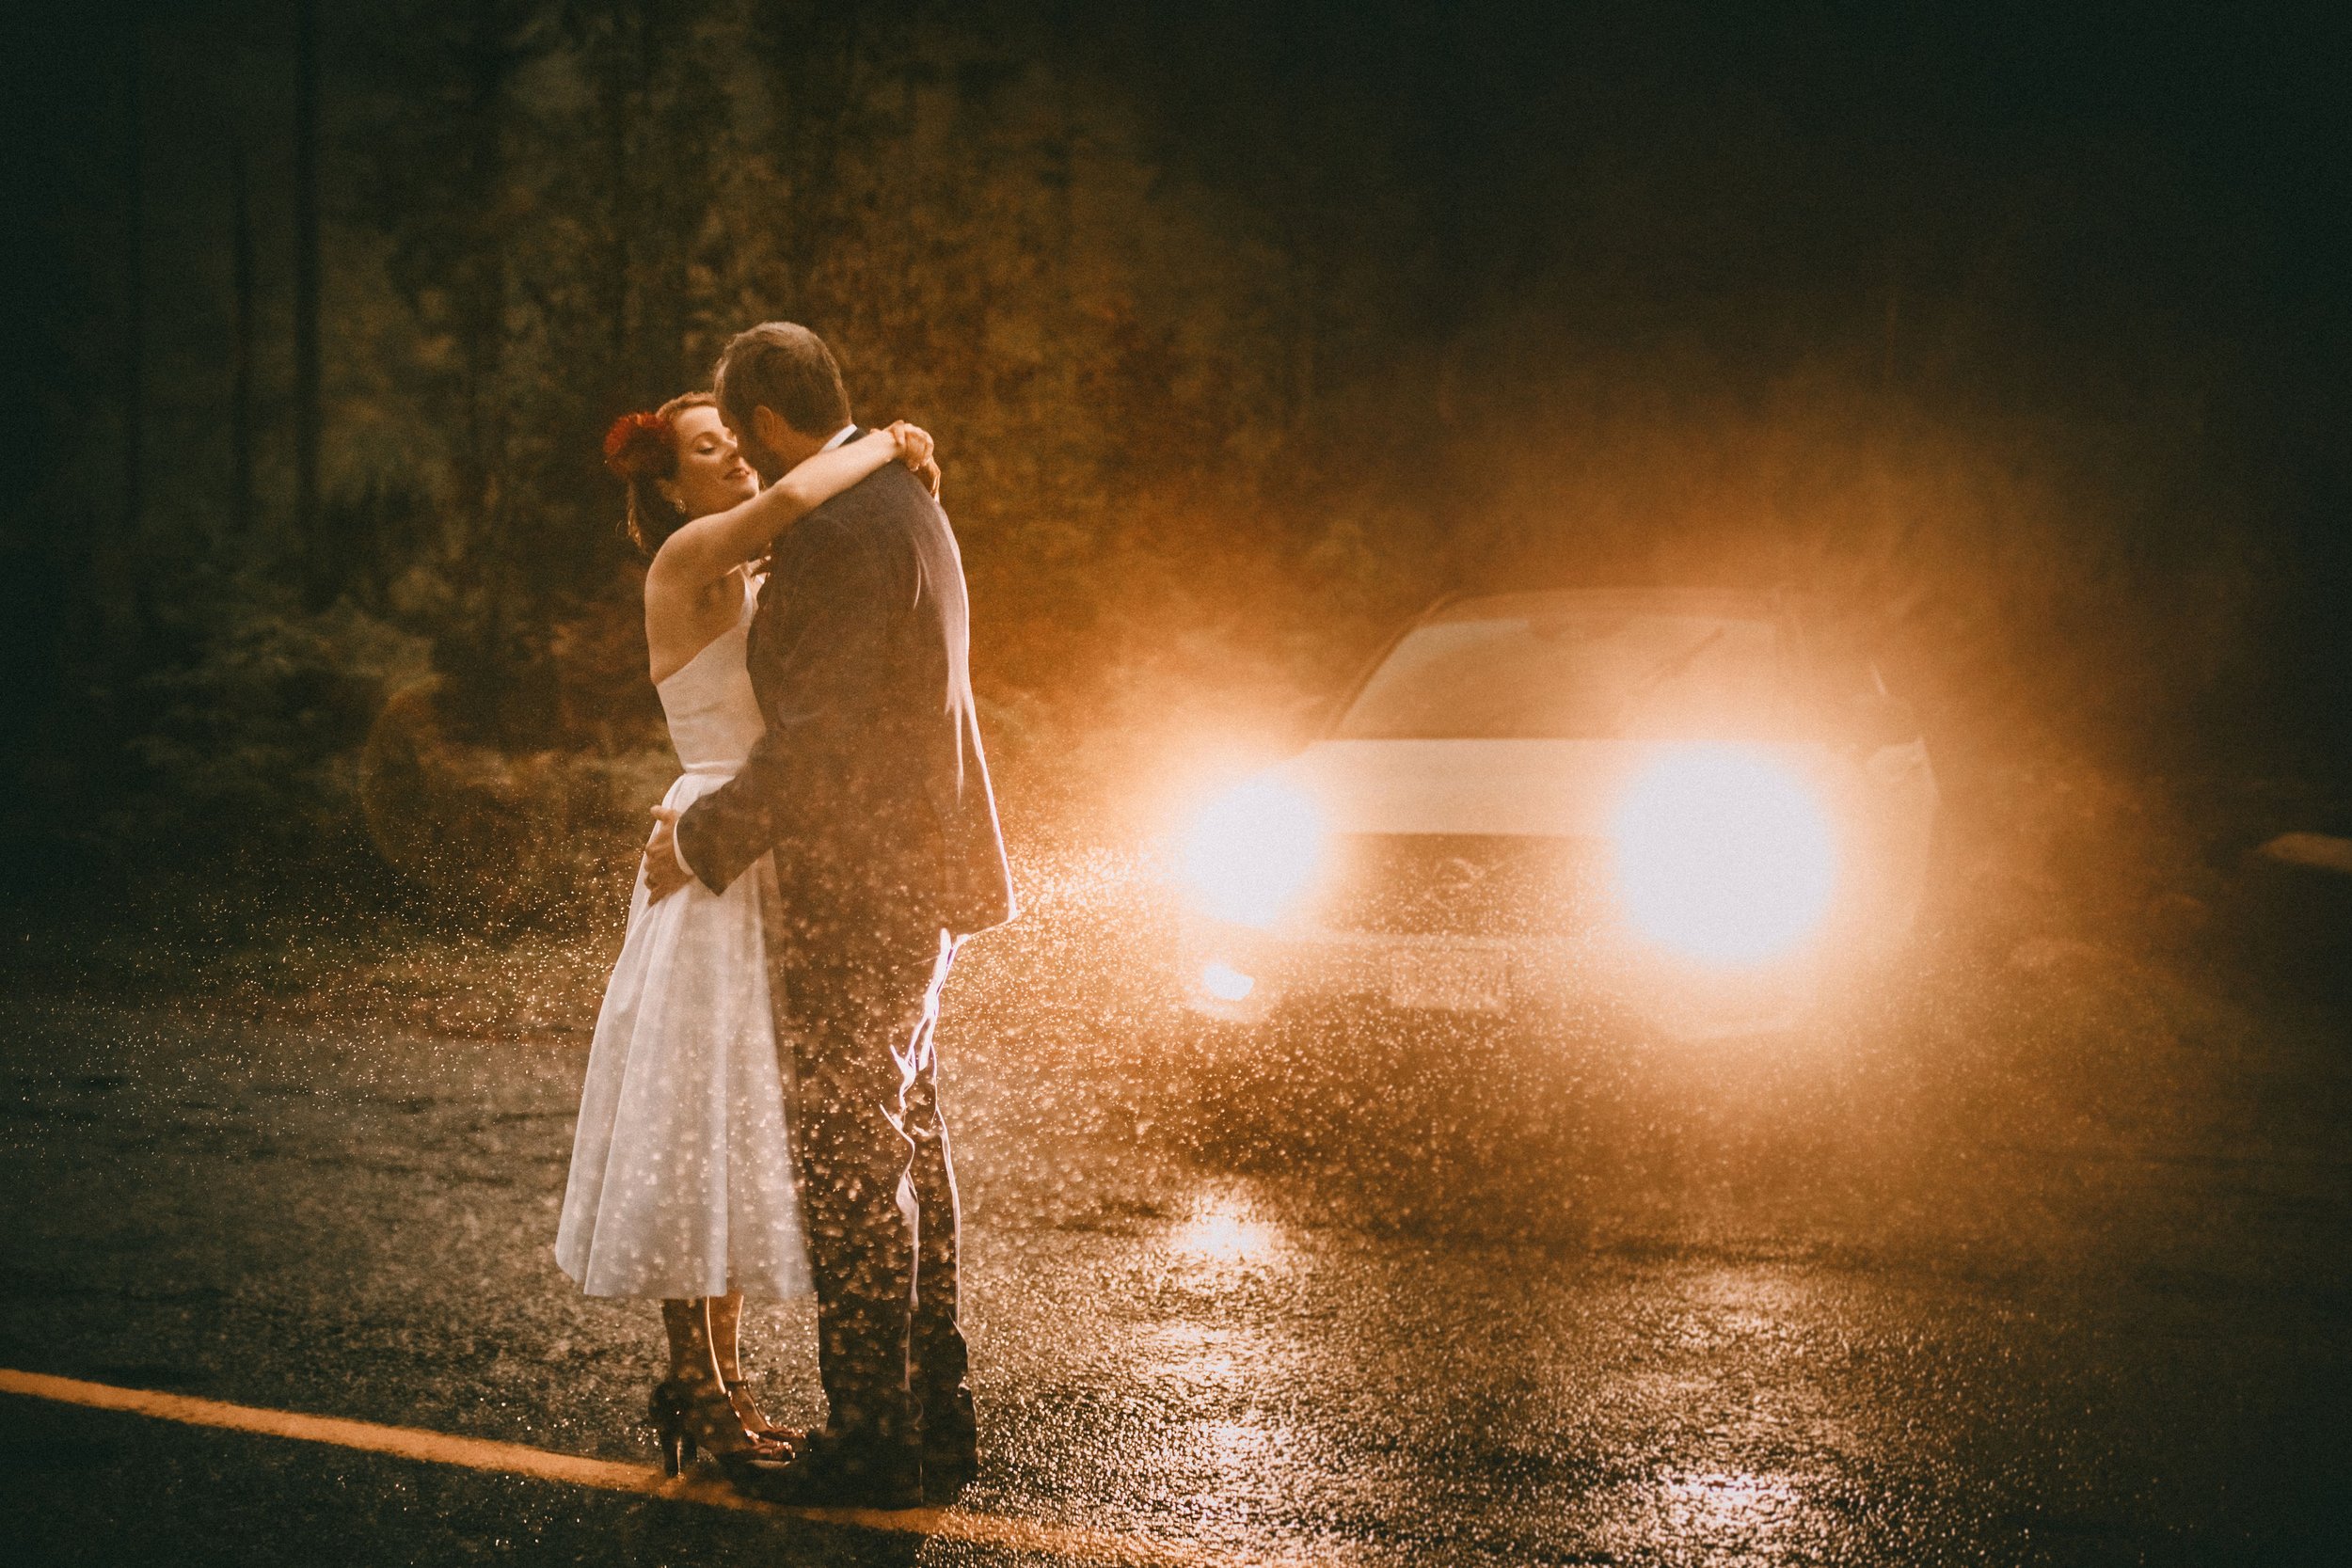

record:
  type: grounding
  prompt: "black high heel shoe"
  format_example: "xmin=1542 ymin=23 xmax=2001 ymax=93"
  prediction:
xmin=649 ymin=1377 xmax=787 ymax=1479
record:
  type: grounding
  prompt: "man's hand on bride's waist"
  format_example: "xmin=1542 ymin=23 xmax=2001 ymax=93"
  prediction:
xmin=643 ymin=805 xmax=694 ymax=903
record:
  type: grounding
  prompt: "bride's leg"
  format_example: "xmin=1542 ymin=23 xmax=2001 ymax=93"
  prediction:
xmin=651 ymin=1298 xmax=781 ymax=1474
xmin=709 ymin=1292 xmax=791 ymax=1439
xmin=661 ymin=1297 xmax=724 ymax=1386
xmin=709 ymin=1292 xmax=746 ymax=1382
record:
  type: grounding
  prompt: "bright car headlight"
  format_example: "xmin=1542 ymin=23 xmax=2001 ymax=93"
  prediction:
xmin=1609 ymin=744 xmax=1839 ymax=966
xmin=1178 ymin=777 xmax=1327 ymax=928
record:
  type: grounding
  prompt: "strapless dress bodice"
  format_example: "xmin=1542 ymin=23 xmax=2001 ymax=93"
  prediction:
xmin=656 ymin=587 xmax=764 ymax=772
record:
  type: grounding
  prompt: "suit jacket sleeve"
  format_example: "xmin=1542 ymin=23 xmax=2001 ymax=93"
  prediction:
xmin=672 ymin=514 xmax=893 ymax=895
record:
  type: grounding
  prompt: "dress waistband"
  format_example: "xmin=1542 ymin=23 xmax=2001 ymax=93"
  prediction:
xmin=678 ymin=761 xmax=743 ymax=780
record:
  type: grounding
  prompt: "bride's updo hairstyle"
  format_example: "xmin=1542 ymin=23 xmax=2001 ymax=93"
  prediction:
xmin=602 ymin=390 xmax=717 ymax=558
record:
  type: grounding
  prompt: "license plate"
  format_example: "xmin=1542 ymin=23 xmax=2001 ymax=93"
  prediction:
xmin=1386 ymin=948 xmax=1508 ymax=1012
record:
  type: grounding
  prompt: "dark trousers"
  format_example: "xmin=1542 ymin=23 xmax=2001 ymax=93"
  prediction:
xmin=774 ymin=918 xmax=967 ymax=1445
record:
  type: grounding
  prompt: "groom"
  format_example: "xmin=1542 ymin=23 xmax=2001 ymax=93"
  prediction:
xmin=643 ymin=322 xmax=1017 ymax=1507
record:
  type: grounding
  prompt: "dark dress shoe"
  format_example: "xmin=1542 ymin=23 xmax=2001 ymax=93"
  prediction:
xmin=920 ymin=1439 xmax=977 ymax=1502
xmin=908 ymin=1419 xmax=964 ymax=1504
xmin=731 ymin=1426 xmax=923 ymax=1511
xmin=919 ymin=1395 xmax=978 ymax=1501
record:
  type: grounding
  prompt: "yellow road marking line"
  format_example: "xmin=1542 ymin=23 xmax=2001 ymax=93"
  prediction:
xmin=0 ymin=1369 xmax=1301 ymax=1567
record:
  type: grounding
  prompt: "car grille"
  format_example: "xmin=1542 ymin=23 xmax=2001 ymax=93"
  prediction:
xmin=1316 ymin=833 xmax=1610 ymax=939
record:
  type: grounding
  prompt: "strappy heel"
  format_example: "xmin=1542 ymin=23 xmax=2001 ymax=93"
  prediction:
xmin=725 ymin=1378 xmax=802 ymax=1451
xmin=649 ymin=1376 xmax=786 ymax=1479
xmin=648 ymin=1380 xmax=694 ymax=1477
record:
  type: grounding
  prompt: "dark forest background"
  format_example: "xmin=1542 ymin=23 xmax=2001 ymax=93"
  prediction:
xmin=4 ymin=0 xmax=2348 ymax=944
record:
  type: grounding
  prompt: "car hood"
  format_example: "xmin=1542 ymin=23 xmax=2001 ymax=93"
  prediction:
xmin=1269 ymin=737 xmax=1830 ymax=837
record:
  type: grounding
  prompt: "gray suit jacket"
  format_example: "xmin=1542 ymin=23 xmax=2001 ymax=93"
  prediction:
xmin=673 ymin=450 xmax=1017 ymax=940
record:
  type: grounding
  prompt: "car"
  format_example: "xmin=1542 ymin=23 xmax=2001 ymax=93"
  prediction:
xmin=1168 ymin=588 xmax=1938 ymax=1039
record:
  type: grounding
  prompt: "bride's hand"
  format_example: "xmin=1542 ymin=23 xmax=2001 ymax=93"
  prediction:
xmin=884 ymin=420 xmax=943 ymax=500
xmin=884 ymin=420 xmax=932 ymax=467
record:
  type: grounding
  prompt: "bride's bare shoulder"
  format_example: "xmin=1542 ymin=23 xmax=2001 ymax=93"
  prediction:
xmin=644 ymin=567 xmax=747 ymax=685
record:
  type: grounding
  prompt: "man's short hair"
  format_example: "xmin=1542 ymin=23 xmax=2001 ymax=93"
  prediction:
xmin=713 ymin=322 xmax=851 ymax=437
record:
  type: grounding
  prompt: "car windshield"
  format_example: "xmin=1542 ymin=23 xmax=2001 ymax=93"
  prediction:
xmin=1336 ymin=610 xmax=1785 ymax=740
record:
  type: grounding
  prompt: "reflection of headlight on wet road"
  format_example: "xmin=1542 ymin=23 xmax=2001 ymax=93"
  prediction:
xmin=1610 ymin=744 xmax=1838 ymax=966
xmin=1179 ymin=778 xmax=1327 ymax=928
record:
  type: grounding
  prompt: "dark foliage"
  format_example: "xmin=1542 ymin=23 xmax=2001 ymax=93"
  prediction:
xmin=4 ymin=0 xmax=2346 ymax=936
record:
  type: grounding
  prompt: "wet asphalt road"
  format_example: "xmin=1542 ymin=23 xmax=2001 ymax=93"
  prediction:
xmin=3 ymin=878 xmax=2349 ymax=1566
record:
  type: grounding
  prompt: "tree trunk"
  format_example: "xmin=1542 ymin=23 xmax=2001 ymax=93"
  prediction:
xmin=451 ymin=8 xmax=516 ymax=740
xmin=294 ymin=0 xmax=323 ymax=593
xmin=633 ymin=4 xmax=679 ymax=406
xmin=120 ymin=18 xmax=144 ymax=622
xmin=230 ymin=141 xmax=256 ymax=541
xmin=596 ymin=0 xmax=667 ymax=414
xmin=597 ymin=5 xmax=633 ymax=409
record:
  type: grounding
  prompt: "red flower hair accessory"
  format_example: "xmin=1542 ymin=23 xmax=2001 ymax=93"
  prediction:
xmin=602 ymin=410 xmax=675 ymax=480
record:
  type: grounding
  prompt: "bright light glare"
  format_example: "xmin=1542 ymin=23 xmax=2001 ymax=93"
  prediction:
xmin=1610 ymin=745 xmax=1838 ymax=966
xmin=1174 ymin=1197 xmax=1279 ymax=1265
xmin=1199 ymin=961 xmax=1256 ymax=1001
xmin=1178 ymin=778 xmax=1327 ymax=927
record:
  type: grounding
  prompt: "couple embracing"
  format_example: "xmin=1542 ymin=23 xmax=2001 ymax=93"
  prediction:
xmin=554 ymin=323 xmax=1016 ymax=1509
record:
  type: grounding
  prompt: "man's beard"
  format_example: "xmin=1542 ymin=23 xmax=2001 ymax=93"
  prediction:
xmin=745 ymin=442 xmax=787 ymax=485
xmin=730 ymin=421 xmax=786 ymax=483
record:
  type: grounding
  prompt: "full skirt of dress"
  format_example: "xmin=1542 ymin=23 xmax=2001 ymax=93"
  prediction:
xmin=555 ymin=769 xmax=813 ymax=1299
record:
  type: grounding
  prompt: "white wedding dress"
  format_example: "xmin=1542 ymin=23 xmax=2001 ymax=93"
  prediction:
xmin=555 ymin=581 xmax=812 ymax=1299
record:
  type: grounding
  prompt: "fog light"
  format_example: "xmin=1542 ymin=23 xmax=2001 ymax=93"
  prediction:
xmin=1200 ymin=960 xmax=1256 ymax=1001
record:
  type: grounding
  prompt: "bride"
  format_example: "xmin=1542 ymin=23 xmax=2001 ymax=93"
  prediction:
xmin=556 ymin=392 xmax=937 ymax=1482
